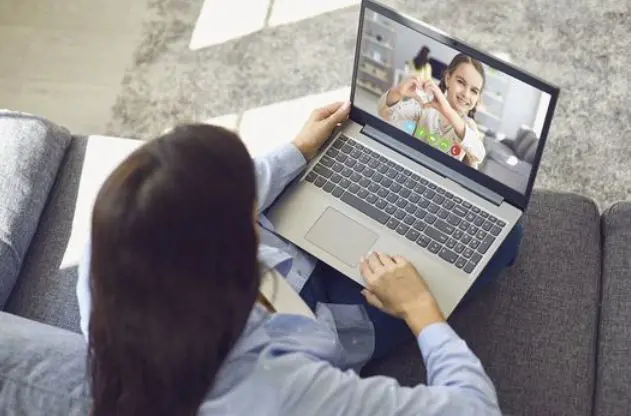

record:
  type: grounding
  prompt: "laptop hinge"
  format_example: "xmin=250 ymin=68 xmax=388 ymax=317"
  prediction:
xmin=361 ymin=125 xmax=504 ymax=206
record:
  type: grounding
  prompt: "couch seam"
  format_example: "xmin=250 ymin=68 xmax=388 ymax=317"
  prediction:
xmin=590 ymin=213 xmax=606 ymax=416
xmin=0 ymin=235 xmax=21 ymax=268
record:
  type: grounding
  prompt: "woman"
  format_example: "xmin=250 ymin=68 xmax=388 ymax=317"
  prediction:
xmin=379 ymin=53 xmax=486 ymax=169
xmin=405 ymin=46 xmax=432 ymax=81
xmin=79 ymin=101 xmax=519 ymax=415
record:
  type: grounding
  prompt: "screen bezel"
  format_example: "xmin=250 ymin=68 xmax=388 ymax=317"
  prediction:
xmin=350 ymin=0 xmax=560 ymax=211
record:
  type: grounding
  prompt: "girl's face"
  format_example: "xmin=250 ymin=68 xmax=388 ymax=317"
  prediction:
xmin=444 ymin=63 xmax=484 ymax=115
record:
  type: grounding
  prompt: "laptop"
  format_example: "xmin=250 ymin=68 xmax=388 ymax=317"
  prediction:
xmin=267 ymin=0 xmax=559 ymax=317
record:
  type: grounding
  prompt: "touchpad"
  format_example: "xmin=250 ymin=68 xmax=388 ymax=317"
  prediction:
xmin=305 ymin=207 xmax=378 ymax=267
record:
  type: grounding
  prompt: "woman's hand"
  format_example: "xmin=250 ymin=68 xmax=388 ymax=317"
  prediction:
xmin=359 ymin=252 xmax=445 ymax=335
xmin=293 ymin=101 xmax=351 ymax=161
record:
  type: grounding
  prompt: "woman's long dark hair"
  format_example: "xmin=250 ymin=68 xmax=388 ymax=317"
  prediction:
xmin=412 ymin=46 xmax=430 ymax=70
xmin=88 ymin=124 xmax=259 ymax=416
xmin=438 ymin=53 xmax=486 ymax=119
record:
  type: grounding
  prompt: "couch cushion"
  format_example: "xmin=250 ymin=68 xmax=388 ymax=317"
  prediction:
xmin=0 ymin=111 xmax=71 ymax=309
xmin=0 ymin=312 xmax=91 ymax=415
xmin=363 ymin=191 xmax=601 ymax=416
xmin=594 ymin=202 xmax=631 ymax=416
xmin=5 ymin=134 xmax=143 ymax=332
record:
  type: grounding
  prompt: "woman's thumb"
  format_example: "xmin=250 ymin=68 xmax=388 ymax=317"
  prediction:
xmin=328 ymin=101 xmax=351 ymax=125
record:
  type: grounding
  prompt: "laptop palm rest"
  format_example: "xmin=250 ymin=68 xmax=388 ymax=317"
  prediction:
xmin=305 ymin=207 xmax=378 ymax=268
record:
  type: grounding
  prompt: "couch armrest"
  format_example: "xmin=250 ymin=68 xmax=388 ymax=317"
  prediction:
xmin=594 ymin=202 xmax=631 ymax=416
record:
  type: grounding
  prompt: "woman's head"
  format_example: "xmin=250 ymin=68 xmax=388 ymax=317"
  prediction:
xmin=88 ymin=124 xmax=259 ymax=416
xmin=412 ymin=46 xmax=430 ymax=70
xmin=439 ymin=54 xmax=485 ymax=118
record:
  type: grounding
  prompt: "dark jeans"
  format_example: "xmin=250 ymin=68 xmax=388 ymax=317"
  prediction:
xmin=299 ymin=223 xmax=524 ymax=360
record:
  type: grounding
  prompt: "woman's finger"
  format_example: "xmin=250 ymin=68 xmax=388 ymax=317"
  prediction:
xmin=366 ymin=251 xmax=384 ymax=273
xmin=376 ymin=252 xmax=395 ymax=267
xmin=359 ymin=256 xmax=375 ymax=283
xmin=361 ymin=289 xmax=385 ymax=310
xmin=392 ymin=255 xmax=408 ymax=266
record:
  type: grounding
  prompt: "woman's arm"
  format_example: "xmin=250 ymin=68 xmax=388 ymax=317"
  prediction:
xmin=271 ymin=322 xmax=500 ymax=416
xmin=377 ymin=77 xmax=424 ymax=121
xmin=254 ymin=144 xmax=307 ymax=213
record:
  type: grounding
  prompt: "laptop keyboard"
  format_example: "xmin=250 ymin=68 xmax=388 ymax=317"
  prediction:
xmin=305 ymin=135 xmax=507 ymax=274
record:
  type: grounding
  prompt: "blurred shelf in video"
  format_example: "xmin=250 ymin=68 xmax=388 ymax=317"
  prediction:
xmin=364 ymin=36 xmax=394 ymax=50
xmin=357 ymin=80 xmax=385 ymax=96
xmin=361 ymin=54 xmax=392 ymax=68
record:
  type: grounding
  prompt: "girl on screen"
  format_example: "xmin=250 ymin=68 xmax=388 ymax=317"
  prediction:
xmin=378 ymin=53 xmax=486 ymax=169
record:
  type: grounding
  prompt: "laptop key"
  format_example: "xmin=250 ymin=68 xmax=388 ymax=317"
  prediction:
xmin=419 ymin=198 xmax=430 ymax=209
xmin=351 ymin=172 xmax=362 ymax=182
xmin=386 ymin=193 xmax=398 ymax=204
xmin=414 ymin=184 xmax=426 ymax=194
xmin=437 ymin=209 xmax=449 ymax=219
xmin=463 ymin=248 xmax=474 ymax=259
xmin=453 ymin=196 xmax=462 ymax=203
xmin=476 ymin=230 xmax=487 ymax=241
xmin=462 ymin=201 xmax=472 ymax=209
xmin=368 ymin=182 xmax=379 ymax=193
xmin=458 ymin=221 xmax=469 ymax=231
xmin=341 ymin=193 xmax=389 ymax=225
xmin=386 ymin=168 xmax=398 ymax=179
xmin=341 ymin=144 xmax=352 ymax=154
xmin=339 ymin=179 xmax=351 ymax=189
xmin=306 ymin=172 xmax=317 ymax=182
xmin=314 ymin=177 xmax=326 ymax=188
xmin=467 ymin=225 xmax=478 ymax=235
xmin=480 ymin=211 xmax=489 ymax=218
xmin=396 ymin=199 xmax=407 ymax=209
xmin=390 ymin=183 xmax=402 ymax=192
xmin=420 ymin=178 xmax=428 ymax=185
xmin=425 ymin=226 xmax=448 ymax=244
xmin=404 ymin=215 xmax=415 ymax=226
xmin=385 ymin=204 xmax=396 ymax=214
xmin=413 ymin=220 xmax=426 ymax=232
xmin=394 ymin=209 xmax=406 ymax=220
xmin=378 ymin=165 xmax=389 ymax=174
xmin=350 ymin=149 xmax=361 ymax=158
xmin=465 ymin=212 xmax=476 ymax=222
xmin=446 ymin=214 xmax=461 ymax=226
xmin=436 ymin=188 xmax=445 ymax=195
xmin=409 ymin=193 xmax=420 ymax=203
xmin=470 ymin=252 xmax=482 ymax=265
xmin=314 ymin=164 xmax=333 ymax=178
xmin=453 ymin=205 xmax=467 ymax=217
xmin=386 ymin=218 xmax=399 ymax=230
xmin=414 ymin=209 xmax=427 ymax=220
xmin=382 ymin=178 xmax=393 ymax=187
xmin=411 ymin=173 xmax=420 ymax=181
xmin=359 ymin=178 xmax=370 ymax=187
xmin=404 ymin=179 xmax=417 ymax=189
xmin=378 ymin=188 xmax=389 ymax=198
xmin=455 ymin=258 xmax=467 ymax=269
xmin=453 ymin=229 xmax=464 ymax=239
xmin=393 ymin=165 xmax=403 ymax=172
xmin=464 ymin=262 xmax=476 ymax=274
xmin=357 ymin=189 xmax=369 ymax=199
xmin=434 ymin=219 xmax=455 ymax=235
xmin=363 ymin=168 xmax=375 ymax=178
xmin=424 ymin=189 xmax=436 ymax=199
xmin=443 ymin=200 xmax=455 ymax=210
xmin=482 ymin=221 xmax=492 ymax=231
xmin=428 ymin=204 xmax=439 ymax=214
xmin=331 ymin=174 xmax=342 ymax=184
xmin=376 ymin=198 xmax=387 ymax=209
xmin=406 ymin=229 xmax=420 ymax=241
xmin=366 ymin=194 xmax=378 ymax=204
xmin=439 ymin=248 xmax=458 ymax=264
xmin=349 ymin=184 xmax=360 ymax=194
xmin=462 ymin=234 xmax=472 ymax=244
xmin=336 ymin=153 xmax=348 ymax=163
xmin=473 ymin=216 xmax=484 ymax=227
xmin=433 ymin=194 xmax=445 ymax=205
xmin=345 ymin=159 xmax=357 ymax=168
xmin=428 ymin=241 xmax=441 ymax=254
xmin=425 ymin=214 xmax=437 ymax=225
xmin=323 ymin=182 xmax=335 ymax=193
xmin=332 ymin=187 xmax=344 ymax=198
xmin=428 ymin=183 xmax=437 ymax=190
xmin=333 ymin=140 xmax=344 ymax=149
xmin=446 ymin=238 xmax=457 ymax=249
xmin=469 ymin=239 xmax=480 ymax=249
xmin=488 ymin=216 xmax=497 ymax=223
xmin=471 ymin=206 xmax=480 ymax=213
xmin=360 ymin=154 xmax=370 ymax=164
xmin=455 ymin=243 xmax=466 ymax=254
xmin=405 ymin=204 xmax=417 ymax=214
xmin=399 ymin=188 xmax=411 ymax=198
xmin=497 ymin=220 xmax=506 ymax=227
xmin=416 ymin=235 xmax=431 ymax=248
xmin=478 ymin=237 xmax=493 ymax=254
xmin=396 ymin=224 xmax=410 ymax=235
xmin=353 ymin=164 xmax=365 ymax=173
xmin=368 ymin=159 xmax=379 ymax=168
xmin=332 ymin=162 xmax=344 ymax=172
xmin=320 ymin=156 xmax=334 ymax=167
xmin=445 ymin=192 xmax=454 ymax=199
xmin=490 ymin=225 xmax=502 ymax=236
xmin=373 ymin=173 xmax=384 ymax=183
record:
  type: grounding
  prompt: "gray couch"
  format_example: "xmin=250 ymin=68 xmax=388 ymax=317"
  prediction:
xmin=1 ymin=111 xmax=630 ymax=415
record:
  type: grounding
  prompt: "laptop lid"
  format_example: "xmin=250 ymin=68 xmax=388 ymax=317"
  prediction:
xmin=349 ymin=0 xmax=560 ymax=211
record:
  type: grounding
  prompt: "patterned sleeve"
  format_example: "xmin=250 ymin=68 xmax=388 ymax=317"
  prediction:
xmin=377 ymin=90 xmax=423 ymax=123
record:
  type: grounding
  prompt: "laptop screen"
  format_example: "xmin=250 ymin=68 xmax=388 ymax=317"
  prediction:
xmin=352 ymin=5 xmax=554 ymax=195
